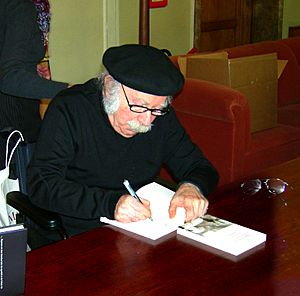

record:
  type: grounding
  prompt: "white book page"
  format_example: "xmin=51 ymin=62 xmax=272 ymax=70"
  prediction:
xmin=100 ymin=182 xmax=185 ymax=240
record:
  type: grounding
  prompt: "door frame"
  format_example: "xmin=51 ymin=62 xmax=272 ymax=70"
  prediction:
xmin=103 ymin=0 xmax=119 ymax=51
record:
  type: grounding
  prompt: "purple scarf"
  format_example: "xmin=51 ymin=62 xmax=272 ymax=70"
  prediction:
xmin=32 ymin=0 xmax=51 ymax=46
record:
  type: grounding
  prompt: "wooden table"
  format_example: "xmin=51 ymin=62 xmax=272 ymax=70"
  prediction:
xmin=24 ymin=158 xmax=300 ymax=296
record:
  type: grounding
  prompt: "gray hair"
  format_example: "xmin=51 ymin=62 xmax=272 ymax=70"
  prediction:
xmin=97 ymin=71 xmax=173 ymax=115
xmin=97 ymin=71 xmax=121 ymax=114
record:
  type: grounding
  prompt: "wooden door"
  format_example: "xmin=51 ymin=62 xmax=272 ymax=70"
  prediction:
xmin=194 ymin=0 xmax=252 ymax=52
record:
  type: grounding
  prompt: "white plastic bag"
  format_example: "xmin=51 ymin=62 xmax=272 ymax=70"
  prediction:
xmin=0 ymin=130 xmax=24 ymax=227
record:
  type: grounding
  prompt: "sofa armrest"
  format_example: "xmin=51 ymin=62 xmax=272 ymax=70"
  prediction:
xmin=174 ymin=78 xmax=250 ymax=121
xmin=172 ymin=78 xmax=251 ymax=185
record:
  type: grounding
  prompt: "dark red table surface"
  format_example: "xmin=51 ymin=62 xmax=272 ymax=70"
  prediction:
xmin=24 ymin=158 xmax=300 ymax=296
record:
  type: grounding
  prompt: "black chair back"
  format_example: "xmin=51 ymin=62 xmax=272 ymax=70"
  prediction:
xmin=13 ymin=142 xmax=35 ymax=195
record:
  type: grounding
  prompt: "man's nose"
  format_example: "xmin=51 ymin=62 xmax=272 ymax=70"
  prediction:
xmin=139 ymin=111 xmax=153 ymax=125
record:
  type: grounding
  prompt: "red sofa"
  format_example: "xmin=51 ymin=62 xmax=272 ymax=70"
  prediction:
xmin=160 ymin=37 xmax=300 ymax=186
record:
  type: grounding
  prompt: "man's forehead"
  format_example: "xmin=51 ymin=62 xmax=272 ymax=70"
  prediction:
xmin=125 ymin=85 xmax=167 ymax=105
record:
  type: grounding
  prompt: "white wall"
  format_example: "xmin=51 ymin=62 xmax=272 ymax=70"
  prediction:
xmin=118 ymin=0 xmax=194 ymax=55
xmin=48 ymin=0 xmax=194 ymax=83
xmin=282 ymin=0 xmax=300 ymax=38
xmin=48 ymin=0 xmax=104 ymax=84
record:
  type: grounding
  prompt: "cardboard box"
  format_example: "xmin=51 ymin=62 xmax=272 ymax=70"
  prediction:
xmin=178 ymin=52 xmax=284 ymax=133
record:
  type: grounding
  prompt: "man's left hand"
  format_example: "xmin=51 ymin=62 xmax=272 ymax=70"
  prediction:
xmin=169 ymin=183 xmax=208 ymax=222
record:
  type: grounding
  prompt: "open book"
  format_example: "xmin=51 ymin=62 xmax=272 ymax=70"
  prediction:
xmin=100 ymin=182 xmax=185 ymax=240
xmin=177 ymin=215 xmax=267 ymax=256
xmin=101 ymin=182 xmax=266 ymax=256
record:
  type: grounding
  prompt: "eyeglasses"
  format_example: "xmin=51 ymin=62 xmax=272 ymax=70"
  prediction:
xmin=121 ymin=84 xmax=169 ymax=116
xmin=241 ymin=178 xmax=288 ymax=195
xmin=241 ymin=178 xmax=289 ymax=206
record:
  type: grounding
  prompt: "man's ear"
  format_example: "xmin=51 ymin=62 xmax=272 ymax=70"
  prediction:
xmin=103 ymin=74 xmax=109 ymax=88
xmin=104 ymin=74 xmax=111 ymax=84
xmin=103 ymin=74 xmax=113 ymax=97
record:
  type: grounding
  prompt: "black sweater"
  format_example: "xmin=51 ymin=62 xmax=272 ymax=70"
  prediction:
xmin=28 ymin=79 xmax=219 ymax=237
xmin=0 ymin=0 xmax=68 ymax=150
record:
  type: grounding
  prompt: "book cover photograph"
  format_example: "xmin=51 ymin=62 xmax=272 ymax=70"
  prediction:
xmin=177 ymin=215 xmax=267 ymax=256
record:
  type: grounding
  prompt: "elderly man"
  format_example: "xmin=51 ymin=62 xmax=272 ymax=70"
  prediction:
xmin=28 ymin=44 xmax=219 ymax=243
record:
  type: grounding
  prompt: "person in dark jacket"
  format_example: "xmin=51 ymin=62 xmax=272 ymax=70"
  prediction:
xmin=27 ymin=44 xmax=219 ymax=243
xmin=0 ymin=0 xmax=68 ymax=168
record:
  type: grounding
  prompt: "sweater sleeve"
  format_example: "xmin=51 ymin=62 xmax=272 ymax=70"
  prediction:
xmin=0 ymin=0 xmax=68 ymax=99
xmin=162 ymin=109 xmax=219 ymax=196
xmin=27 ymin=93 xmax=121 ymax=220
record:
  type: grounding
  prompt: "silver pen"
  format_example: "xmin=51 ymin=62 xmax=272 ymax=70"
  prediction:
xmin=123 ymin=179 xmax=153 ymax=221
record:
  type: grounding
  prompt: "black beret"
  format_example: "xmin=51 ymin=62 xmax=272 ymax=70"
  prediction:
xmin=102 ymin=44 xmax=184 ymax=96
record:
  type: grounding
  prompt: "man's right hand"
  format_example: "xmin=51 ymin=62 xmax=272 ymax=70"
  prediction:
xmin=114 ymin=195 xmax=152 ymax=223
